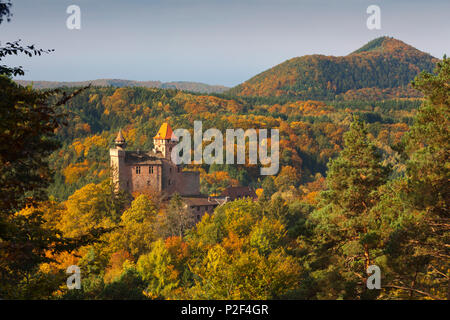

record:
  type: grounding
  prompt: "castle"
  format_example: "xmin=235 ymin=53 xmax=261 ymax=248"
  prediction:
xmin=110 ymin=123 xmax=219 ymax=220
xmin=110 ymin=123 xmax=200 ymax=196
xmin=110 ymin=123 xmax=257 ymax=221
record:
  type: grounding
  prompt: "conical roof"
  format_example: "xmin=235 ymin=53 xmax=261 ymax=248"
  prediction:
xmin=115 ymin=129 xmax=125 ymax=142
xmin=154 ymin=123 xmax=173 ymax=140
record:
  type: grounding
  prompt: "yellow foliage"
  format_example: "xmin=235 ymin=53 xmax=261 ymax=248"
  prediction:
xmin=63 ymin=160 xmax=89 ymax=184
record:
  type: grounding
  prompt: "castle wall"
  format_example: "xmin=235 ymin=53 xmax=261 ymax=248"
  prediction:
xmin=128 ymin=164 xmax=162 ymax=194
xmin=178 ymin=171 xmax=200 ymax=196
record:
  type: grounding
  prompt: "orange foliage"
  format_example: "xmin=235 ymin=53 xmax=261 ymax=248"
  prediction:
xmin=104 ymin=250 xmax=134 ymax=283
xmin=63 ymin=160 xmax=90 ymax=184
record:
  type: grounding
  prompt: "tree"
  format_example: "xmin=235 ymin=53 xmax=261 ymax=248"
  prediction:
xmin=274 ymin=165 xmax=300 ymax=191
xmin=0 ymin=77 xmax=62 ymax=214
xmin=156 ymin=193 xmax=194 ymax=238
xmin=309 ymin=117 xmax=390 ymax=299
xmin=60 ymin=180 xmax=125 ymax=238
xmin=0 ymin=0 xmax=11 ymax=24
xmin=0 ymin=2 xmax=94 ymax=298
xmin=101 ymin=261 xmax=146 ymax=300
xmin=381 ymin=57 xmax=449 ymax=299
xmin=259 ymin=176 xmax=277 ymax=201
xmin=136 ymin=240 xmax=180 ymax=299
xmin=407 ymin=57 xmax=449 ymax=218
xmin=112 ymin=194 xmax=157 ymax=258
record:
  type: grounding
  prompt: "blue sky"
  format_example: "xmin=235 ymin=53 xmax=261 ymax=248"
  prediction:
xmin=2 ymin=0 xmax=449 ymax=86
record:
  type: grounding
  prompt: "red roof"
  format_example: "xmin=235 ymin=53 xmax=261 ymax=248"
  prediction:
xmin=154 ymin=123 xmax=173 ymax=140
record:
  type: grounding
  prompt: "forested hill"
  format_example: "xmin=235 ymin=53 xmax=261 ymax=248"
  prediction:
xmin=46 ymin=85 xmax=420 ymax=200
xmin=228 ymin=37 xmax=439 ymax=100
xmin=14 ymin=79 xmax=229 ymax=94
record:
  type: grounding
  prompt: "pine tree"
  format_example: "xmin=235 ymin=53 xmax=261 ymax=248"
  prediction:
xmin=383 ymin=57 xmax=449 ymax=299
xmin=309 ymin=117 xmax=390 ymax=299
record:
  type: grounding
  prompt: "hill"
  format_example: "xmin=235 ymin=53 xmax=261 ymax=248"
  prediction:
xmin=14 ymin=79 xmax=229 ymax=94
xmin=228 ymin=37 xmax=438 ymax=100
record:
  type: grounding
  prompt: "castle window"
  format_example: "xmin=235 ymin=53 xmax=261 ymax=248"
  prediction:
xmin=197 ymin=215 xmax=200 ymax=220
xmin=136 ymin=166 xmax=141 ymax=174
xmin=149 ymin=166 xmax=153 ymax=174
xmin=168 ymin=179 xmax=171 ymax=185
xmin=170 ymin=167 xmax=172 ymax=173
xmin=147 ymin=180 xmax=150 ymax=186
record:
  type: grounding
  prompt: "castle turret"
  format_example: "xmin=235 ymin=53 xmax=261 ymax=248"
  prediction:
xmin=111 ymin=130 xmax=127 ymax=191
xmin=153 ymin=122 xmax=176 ymax=159
xmin=115 ymin=129 xmax=127 ymax=149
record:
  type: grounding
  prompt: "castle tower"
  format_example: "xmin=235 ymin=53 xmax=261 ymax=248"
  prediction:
xmin=153 ymin=122 xmax=176 ymax=159
xmin=110 ymin=130 xmax=127 ymax=190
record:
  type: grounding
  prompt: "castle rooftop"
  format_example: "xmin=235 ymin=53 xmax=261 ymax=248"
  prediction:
xmin=154 ymin=122 xmax=174 ymax=140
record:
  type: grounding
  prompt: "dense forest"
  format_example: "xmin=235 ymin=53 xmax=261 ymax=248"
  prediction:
xmin=1 ymin=58 xmax=447 ymax=299
xmin=228 ymin=37 xmax=438 ymax=100
xmin=15 ymin=79 xmax=229 ymax=94
xmin=45 ymin=85 xmax=419 ymax=201
xmin=0 ymin=0 xmax=448 ymax=300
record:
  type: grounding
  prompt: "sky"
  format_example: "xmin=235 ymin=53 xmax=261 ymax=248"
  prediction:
xmin=2 ymin=0 xmax=449 ymax=87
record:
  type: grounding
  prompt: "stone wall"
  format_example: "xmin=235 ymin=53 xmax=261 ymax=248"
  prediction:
xmin=178 ymin=171 xmax=200 ymax=196
xmin=128 ymin=164 xmax=162 ymax=194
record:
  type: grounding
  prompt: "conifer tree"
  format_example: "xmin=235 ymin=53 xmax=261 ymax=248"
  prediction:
xmin=310 ymin=117 xmax=390 ymax=299
xmin=382 ymin=57 xmax=449 ymax=299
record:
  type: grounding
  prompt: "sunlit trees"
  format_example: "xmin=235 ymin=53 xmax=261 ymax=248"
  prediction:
xmin=379 ymin=57 xmax=449 ymax=299
xmin=113 ymin=194 xmax=158 ymax=258
xmin=185 ymin=199 xmax=302 ymax=299
xmin=60 ymin=181 xmax=121 ymax=237
xmin=137 ymin=240 xmax=180 ymax=299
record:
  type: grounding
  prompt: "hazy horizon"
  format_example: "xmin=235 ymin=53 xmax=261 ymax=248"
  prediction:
xmin=2 ymin=0 xmax=449 ymax=87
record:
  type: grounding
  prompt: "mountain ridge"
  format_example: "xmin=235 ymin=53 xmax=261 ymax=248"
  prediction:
xmin=14 ymin=79 xmax=229 ymax=94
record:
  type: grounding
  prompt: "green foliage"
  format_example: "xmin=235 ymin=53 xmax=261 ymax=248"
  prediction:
xmin=101 ymin=262 xmax=147 ymax=300
xmin=115 ymin=194 xmax=157 ymax=258
xmin=137 ymin=240 xmax=180 ymax=299
xmin=307 ymin=117 xmax=390 ymax=299
xmin=1 ymin=5 xmax=447 ymax=299
xmin=186 ymin=199 xmax=301 ymax=299
xmin=351 ymin=36 xmax=389 ymax=54
xmin=0 ymin=76 xmax=98 ymax=298
xmin=156 ymin=193 xmax=195 ymax=238
xmin=229 ymin=37 xmax=437 ymax=100
xmin=377 ymin=57 xmax=450 ymax=299
xmin=0 ymin=76 xmax=61 ymax=213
